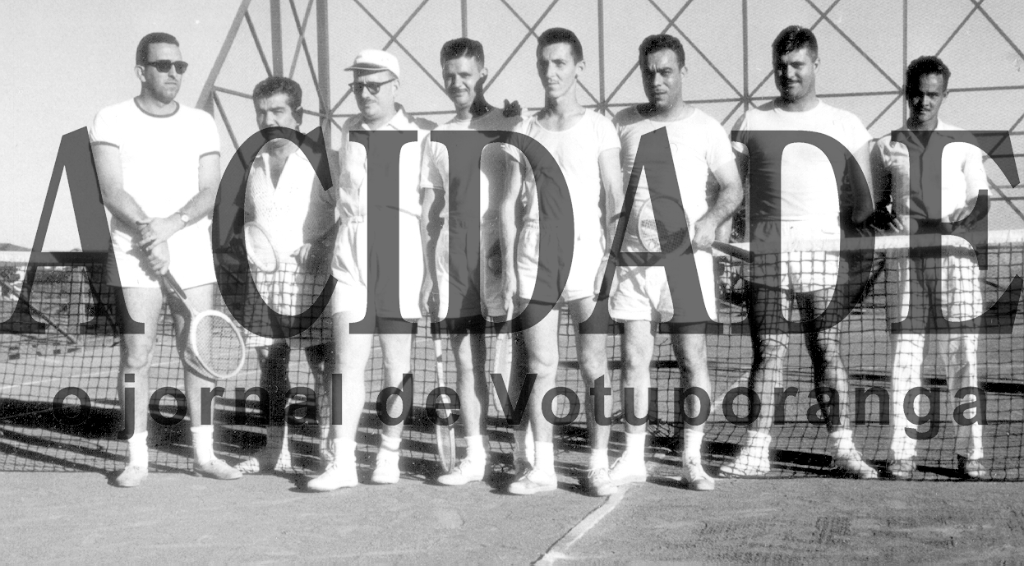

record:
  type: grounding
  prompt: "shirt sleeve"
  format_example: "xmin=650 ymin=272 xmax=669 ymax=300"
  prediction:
xmin=419 ymin=133 xmax=446 ymax=194
xmin=705 ymin=118 xmax=735 ymax=172
xmin=962 ymin=140 xmax=988 ymax=204
xmin=90 ymin=107 xmax=120 ymax=148
xmin=304 ymin=176 xmax=339 ymax=244
xmin=595 ymin=113 xmax=621 ymax=154
xmin=197 ymin=111 xmax=221 ymax=157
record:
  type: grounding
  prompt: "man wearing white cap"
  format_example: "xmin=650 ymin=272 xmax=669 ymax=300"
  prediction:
xmin=308 ymin=49 xmax=436 ymax=491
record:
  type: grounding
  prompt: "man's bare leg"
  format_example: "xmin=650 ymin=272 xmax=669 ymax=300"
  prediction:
xmin=568 ymin=297 xmax=614 ymax=496
xmin=721 ymin=283 xmax=788 ymax=477
xmin=508 ymin=306 xmax=560 ymax=494
xmin=799 ymin=289 xmax=876 ymax=478
xmin=371 ymin=329 xmax=415 ymax=484
xmin=609 ymin=320 xmax=653 ymax=486
xmin=671 ymin=331 xmax=715 ymax=490
xmin=307 ymin=311 xmax=374 ymax=491
xmin=438 ymin=327 xmax=489 ymax=485
xmin=114 ymin=287 xmax=163 ymax=487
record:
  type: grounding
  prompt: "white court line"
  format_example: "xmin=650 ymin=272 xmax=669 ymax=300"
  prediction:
xmin=534 ymin=484 xmax=631 ymax=565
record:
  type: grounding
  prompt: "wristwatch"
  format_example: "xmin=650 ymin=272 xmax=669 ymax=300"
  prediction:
xmin=177 ymin=211 xmax=190 ymax=226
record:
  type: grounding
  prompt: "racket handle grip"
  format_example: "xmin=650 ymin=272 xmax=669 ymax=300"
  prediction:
xmin=162 ymin=273 xmax=188 ymax=301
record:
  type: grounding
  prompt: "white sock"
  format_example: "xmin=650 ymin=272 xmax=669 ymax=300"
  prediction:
xmin=829 ymin=429 xmax=855 ymax=454
xmin=683 ymin=429 xmax=703 ymax=460
xmin=465 ymin=435 xmax=486 ymax=462
xmin=380 ymin=434 xmax=401 ymax=453
xmin=534 ymin=441 xmax=555 ymax=475
xmin=624 ymin=432 xmax=646 ymax=461
xmin=332 ymin=438 xmax=357 ymax=465
xmin=191 ymin=425 xmax=215 ymax=463
xmin=126 ymin=431 xmax=149 ymax=467
xmin=589 ymin=448 xmax=609 ymax=471
xmin=514 ymin=427 xmax=534 ymax=464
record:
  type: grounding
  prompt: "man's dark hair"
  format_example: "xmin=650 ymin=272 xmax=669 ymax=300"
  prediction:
xmin=537 ymin=27 xmax=584 ymax=63
xmin=440 ymin=38 xmax=485 ymax=67
xmin=252 ymin=76 xmax=303 ymax=114
xmin=905 ymin=55 xmax=951 ymax=93
xmin=136 ymin=32 xmax=180 ymax=65
xmin=772 ymin=25 xmax=817 ymax=61
xmin=638 ymin=34 xmax=685 ymax=67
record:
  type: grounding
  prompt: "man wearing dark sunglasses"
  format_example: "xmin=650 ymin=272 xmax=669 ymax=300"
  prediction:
xmin=309 ymin=49 xmax=437 ymax=491
xmin=90 ymin=32 xmax=239 ymax=487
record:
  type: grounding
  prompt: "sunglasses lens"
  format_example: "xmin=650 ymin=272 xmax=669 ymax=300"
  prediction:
xmin=149 ymin=61 xmax=187 ymax=74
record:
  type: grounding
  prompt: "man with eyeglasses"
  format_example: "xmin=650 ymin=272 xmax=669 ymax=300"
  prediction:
xmin=90 ymin=32 xmax=240 ymax=487
xmin=308 ymin=50 xmax=436 ymax=491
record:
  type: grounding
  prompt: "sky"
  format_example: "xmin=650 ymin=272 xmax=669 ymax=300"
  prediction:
xmin=1 ymin=1 xmax=240 ymax=251
xmin=3 ymin=0 xmax=1022 ymax=250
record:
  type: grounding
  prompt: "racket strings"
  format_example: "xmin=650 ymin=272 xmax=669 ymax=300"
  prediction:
xmin=637 ymin=202 xmax=689 ymax=253
xmin=192 ymin=313 xmax=246 ymax=377
xmin=244 ymin=223 xmax=278 ymax=273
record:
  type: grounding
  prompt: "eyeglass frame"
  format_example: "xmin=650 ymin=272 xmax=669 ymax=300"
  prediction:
xmin=348 ymin=78 xmax=397 ymax=95
xmin=144 ymin=60 xmax=189 ymax=74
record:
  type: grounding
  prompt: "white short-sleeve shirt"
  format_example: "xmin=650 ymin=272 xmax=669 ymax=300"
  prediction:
xmin=732 ymin=100 xmax=872 ymax=224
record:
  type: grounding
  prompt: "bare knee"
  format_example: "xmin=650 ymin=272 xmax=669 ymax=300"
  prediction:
xmin=122 ymin=338 xmax=155 ymax=371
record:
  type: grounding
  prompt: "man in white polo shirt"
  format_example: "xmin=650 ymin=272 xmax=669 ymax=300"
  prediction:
xmin=873 ymin=56 xmax=989 ymax=480
xmin=91 ymin=32 xmax=239 ymax=486
xmin=308 ymin=50 xmax=435 ymax=491
xmin=419 ymin=38 xmax=521 ymax=486
xmin=499 ymin=28 xmax=623 ymax=496
xmin=610 ymin=34 xmax=743 ymax=491
xmin=723 ymin=26 xmax=878 ymax=479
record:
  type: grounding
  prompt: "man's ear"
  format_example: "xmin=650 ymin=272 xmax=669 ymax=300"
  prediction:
xmin=135 ymin=65 xmax=147 ymax=83
xmin=294 ymin=107 xmax=303 ymax=126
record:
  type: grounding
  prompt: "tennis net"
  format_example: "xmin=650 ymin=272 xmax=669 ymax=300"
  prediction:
xmin=2 ymin=230 xmax=1023 ymax=480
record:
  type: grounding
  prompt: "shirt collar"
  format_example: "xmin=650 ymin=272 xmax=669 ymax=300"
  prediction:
xmin=898 ymin=119 xmax=956 ymax=147
xmin=354 ymin=104 xmax=415 ymax=131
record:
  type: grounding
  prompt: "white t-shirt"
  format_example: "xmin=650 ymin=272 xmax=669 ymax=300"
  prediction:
xmin=245 ymin=145 xmax=335 ymax=262
xmin=91 ymin=99 xmax=220 ymax=244
xmin=615 ymin=106 xmax=735 ymax=228
xmin=509 ymin=109 xmax=620 ymax=240
xmin=420 ymin=108 xmax=520 ymax=223
xmin=872 ymin=120 xmax=987 ymax=225
xmin=732 ymin=100 xmax=872 ymax=223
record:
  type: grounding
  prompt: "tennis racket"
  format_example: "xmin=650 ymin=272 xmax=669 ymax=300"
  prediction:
xmin=431 ymin=324 xmax=457 ymax=473
xmin=489 ymin=298 xmax=514 ymax=415
xmin=244 ymin=221 xmax=278 ymax=273
xmin=161 ymin=272 xmax=247 ymax=380
xmin=636 ymin=198 xmax=690 ymax=253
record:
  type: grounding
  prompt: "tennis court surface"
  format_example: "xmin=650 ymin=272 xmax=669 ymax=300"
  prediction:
xmin=3 ymin=238 xmax=1024 ymax=561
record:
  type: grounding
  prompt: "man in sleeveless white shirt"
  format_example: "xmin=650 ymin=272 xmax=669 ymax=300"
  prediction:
xmin=234 ymin=77 xmax=335 ymax=475
xmin=610 ymin=35 xmax=743 ymax=491
xmin=308 ymin=50 xmax=436 ymax=491
xmin=723 ymin=26 xmax=878 ymax=479
xmin=498 ymin=28 xmax=623 ymax=496
xmin=872 ymin=56 xmax=989 ymax=480
xmin=91 ymin=32 xmax=240 ymax=486
xmin=420 ymin=38 xmax=521 ymax=486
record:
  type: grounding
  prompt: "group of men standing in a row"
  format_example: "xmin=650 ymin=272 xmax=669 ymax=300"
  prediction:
xmin=95 ymin=24 xmax=989 ymax=491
